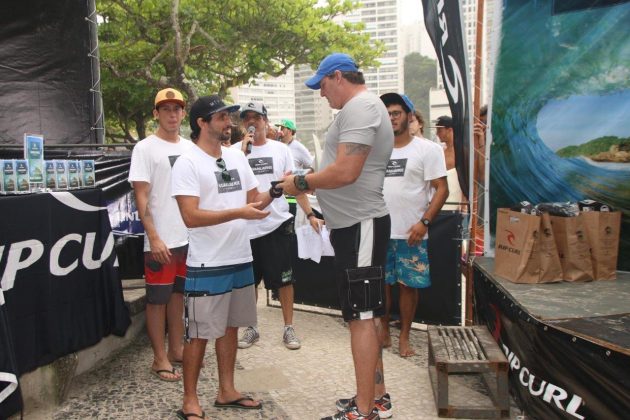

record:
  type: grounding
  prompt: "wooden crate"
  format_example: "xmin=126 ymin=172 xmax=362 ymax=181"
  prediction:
xmin=428 ymin=326 xmax=509 ymax=418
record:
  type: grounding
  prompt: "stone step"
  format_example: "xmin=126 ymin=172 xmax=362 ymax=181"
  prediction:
xmin=12 ymin=279 xmax=146 ymax=419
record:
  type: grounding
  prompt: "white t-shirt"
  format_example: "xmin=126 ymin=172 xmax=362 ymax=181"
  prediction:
xmin=232 ymin=139 xmax=294 ymax=239
xmin=287 ymin=139 xmax=314 ymax=171
xmin=171 ymin=145 xmax=259 ymax=267
xmin=128 ymin=134 xmax=193 ymax=252
xmin=383 ymin=137 xmax=447 ymax=240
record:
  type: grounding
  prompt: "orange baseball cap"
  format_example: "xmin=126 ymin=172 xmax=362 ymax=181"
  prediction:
xmin=154 ymin=88 xmax=185 ymax=108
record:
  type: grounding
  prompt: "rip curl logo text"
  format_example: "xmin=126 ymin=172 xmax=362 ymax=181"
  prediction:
xmin=0 ymin=233 xmax=115 ymax=291
xmin=506 ymin=229 xmax=515 ymax=246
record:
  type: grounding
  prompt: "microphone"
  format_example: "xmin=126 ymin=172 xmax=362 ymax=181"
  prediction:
xmin=246 ymin=126 xmax=255 ymax=154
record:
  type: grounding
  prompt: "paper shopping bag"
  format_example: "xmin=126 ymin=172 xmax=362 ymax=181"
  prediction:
xmin=580 ymin=211 xmax=621 ymax=280
xmin=495 ymin=209 xmax=562 ymax=283
xmin=549 ymin=214 xmax=594 ymax=282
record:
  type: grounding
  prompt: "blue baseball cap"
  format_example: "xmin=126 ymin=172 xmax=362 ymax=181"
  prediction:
xmin=380 ymin=93 xmax=415 ymax=114
xmin=305 ymin=53 xmax=359 ymax=90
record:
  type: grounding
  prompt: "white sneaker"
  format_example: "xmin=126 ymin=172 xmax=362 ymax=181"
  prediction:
xmin=238 ymin=326 xmax=259 ymax=349
xmin=283 ymin=326 xmax=301 ymax=350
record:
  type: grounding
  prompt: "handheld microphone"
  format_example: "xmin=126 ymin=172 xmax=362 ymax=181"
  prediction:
xmin=246 ymin=126 xmax=255 ymax=154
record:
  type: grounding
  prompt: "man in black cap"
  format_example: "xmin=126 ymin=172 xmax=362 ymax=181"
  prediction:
xmin=435 ymin=115 xmax=465 ymax=211
xmin=172 ymin=95 xmax=282 ymax=418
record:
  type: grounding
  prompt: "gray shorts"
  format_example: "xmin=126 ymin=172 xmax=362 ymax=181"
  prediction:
xmin=184 ymin=263 xmax=257 ymax=340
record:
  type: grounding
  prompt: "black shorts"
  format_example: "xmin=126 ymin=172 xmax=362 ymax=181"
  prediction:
xmin=250 ymin=218 xmax=296 ymax=290
xmin=329 ymin=215 xmax=391 ymax=322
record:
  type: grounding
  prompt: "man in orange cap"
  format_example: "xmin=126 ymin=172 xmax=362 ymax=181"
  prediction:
xmin=129 ymin=88 xmax=193 ymax=382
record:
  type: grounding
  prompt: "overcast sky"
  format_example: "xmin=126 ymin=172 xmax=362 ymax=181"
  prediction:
xmin=401 ymin=0 xmax=423 ymax=24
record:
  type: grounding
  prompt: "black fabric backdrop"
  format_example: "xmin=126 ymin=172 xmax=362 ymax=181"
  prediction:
xmin=474 ymin=265 xmax=630 ymax=419
xmin=422 ymin=0 xmax=471 ymax=200
xmin=293 ymin=211 xmax=462 ymax=325
xmin=0 ymin=189 xmax=130 ymax=376
xmin=0 ymin=0 xmax=96 ymax=145
xmin=0 ymin=290 xmax=22 ymax=419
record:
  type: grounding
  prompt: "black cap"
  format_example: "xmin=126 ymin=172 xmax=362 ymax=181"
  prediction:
xmin=189 ymin=95 xmax=240 ymax=133
xmin=435 ymin=115 xmax=453 ymax=128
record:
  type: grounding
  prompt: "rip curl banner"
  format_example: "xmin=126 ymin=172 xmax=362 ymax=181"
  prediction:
xmin=489 ymin=0 xmax=630 ymax=270
xmin=422 ymin=0 xmax=472 ymax=200
xmin=0 ymin=289 xmax=21 ymax=419
xmin=0 ymin=190 xmax=130 ymax=375
xmin=474 ymin=261 xmax=630 ymax=419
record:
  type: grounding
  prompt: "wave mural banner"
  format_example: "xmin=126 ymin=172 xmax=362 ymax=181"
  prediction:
xmin=422 ymin=0 xmax=472 ymax=200
xmin=488 ymin=0 xmax=630 ymax=270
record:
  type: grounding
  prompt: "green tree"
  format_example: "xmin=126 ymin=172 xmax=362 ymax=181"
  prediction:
xmin=404 ymin=52 xmax=436 ymax=132
xmin=97 ymin=0 xmax=384 ymax=143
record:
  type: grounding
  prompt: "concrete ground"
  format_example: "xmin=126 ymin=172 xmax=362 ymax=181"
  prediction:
xmin=47 ymin=294 xmax=522 ymax=420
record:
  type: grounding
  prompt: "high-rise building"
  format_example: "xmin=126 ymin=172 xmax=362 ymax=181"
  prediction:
xmin=229 ymin=67 xmax=296 ymax=127
xmin=293 ymin=65 xmax=334 ymax=153
xmin=341 ymin=0 xmax=402 ymax=95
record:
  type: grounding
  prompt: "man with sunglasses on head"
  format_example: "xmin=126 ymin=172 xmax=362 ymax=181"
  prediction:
xmin=129 ymin=88 xmax=193 ymax=383
xmin=171 ymin=95 xmax=279 ymax=419
xmin=278 ymin=53 xmax=394 ymax=420
xmin=232 ymin=102 xmax=318 ymax=351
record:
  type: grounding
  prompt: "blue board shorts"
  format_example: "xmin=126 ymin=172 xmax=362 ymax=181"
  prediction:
xmin=385 ymin=239 xmax=431 ymax=289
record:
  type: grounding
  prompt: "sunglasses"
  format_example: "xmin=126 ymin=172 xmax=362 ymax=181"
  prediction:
xmin=216 ymin=158 xmax=231 ymax=181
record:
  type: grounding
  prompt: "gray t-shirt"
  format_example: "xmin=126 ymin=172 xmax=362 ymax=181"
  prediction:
xmin=317 ymin=90 xmax=394 ymax=229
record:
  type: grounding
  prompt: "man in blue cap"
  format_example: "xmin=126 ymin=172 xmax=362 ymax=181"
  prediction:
xmin=278 ymin=53 xmax=394 ymax=420
xmin=379 ymin=92 xmax=448 ymax=359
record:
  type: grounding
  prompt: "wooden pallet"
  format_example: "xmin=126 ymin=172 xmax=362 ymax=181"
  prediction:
xmin=428 ymin=326 xmax=509 ymax=418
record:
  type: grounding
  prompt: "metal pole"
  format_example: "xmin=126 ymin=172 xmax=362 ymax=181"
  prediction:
xmin=466 ymin=0 xmax=485 ymax=326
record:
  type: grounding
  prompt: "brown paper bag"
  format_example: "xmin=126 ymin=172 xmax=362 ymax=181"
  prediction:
xmin=549 ymin=215 xmax=594 ymax=282
xmin=580 ymin=211 xmax=621 ymax=280
xmin=495 ymin=209 xmax=563 ymax=283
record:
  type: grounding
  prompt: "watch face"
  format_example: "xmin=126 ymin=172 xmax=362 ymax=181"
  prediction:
xmin=297 ymin=176 xmax=308 ymax=191
xmin=422 ymin=219 xmax=430 ymax=226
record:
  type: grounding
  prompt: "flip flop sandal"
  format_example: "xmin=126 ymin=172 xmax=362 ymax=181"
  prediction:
xmin=175 ymin=409 xmax=206 ymax=419
xmin=213 ymin=396 xmax=262 ymax=410
xmin=150 ymin=367 xmax=181 ymax=382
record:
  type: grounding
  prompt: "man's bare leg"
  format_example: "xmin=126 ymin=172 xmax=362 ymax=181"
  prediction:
xmin=181 ymin=338 xmax=207 ymax=416
xmin=166 ymin=291 xmax=184 ymax=363
xmin=146 ymin=303 xmax=179 ymax=380
xmin=398 ymin=284 xmax=418 ymax=357
xmin=277 ymin=284 xmax=294 ymax=325
xmin=373 ymin=317 xmax=387 ymax=398
xmin=215 ymin=327 xmax=261 ymax=407
xmin=349 ymin=318 xmax=380 ymax=415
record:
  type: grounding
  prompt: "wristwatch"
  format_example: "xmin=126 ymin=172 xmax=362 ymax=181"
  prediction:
xmin=421 ymin=218 xmax=431 ymax=227
xmin=294 ymin=174 xmax=310 ymax=191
